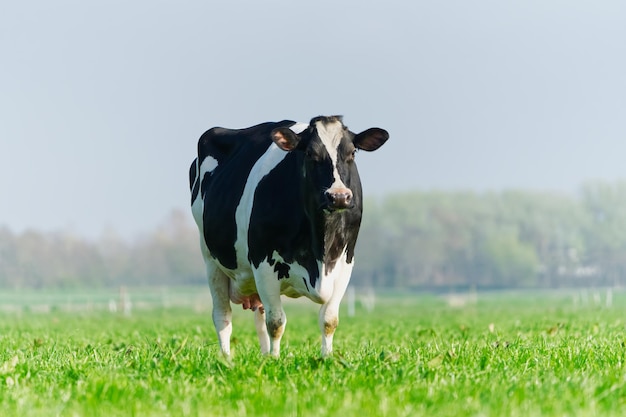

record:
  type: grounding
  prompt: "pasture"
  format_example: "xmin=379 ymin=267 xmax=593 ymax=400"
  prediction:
xmin=1 ymin=289 xmax=626 ymax=417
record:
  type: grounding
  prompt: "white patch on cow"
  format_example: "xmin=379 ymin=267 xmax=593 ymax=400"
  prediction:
xmin=315 ymin=120 xmax=348 ymax=191
xmin=289 ymin=122 xmax=308 ymax=134
xmin=318 ymin=247 xmax=353 ymax=304
xmin=191 ymin=192 xmax=204 ymax=234
xmin=273 ymin=251 xmax=314 ymax=297
xmin=253 ymin=250 xmax=315 ymax=298
xmin=199 ymin=155 xmax=218 ymax=178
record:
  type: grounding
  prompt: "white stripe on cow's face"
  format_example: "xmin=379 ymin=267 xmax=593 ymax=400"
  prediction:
xmin=315 ymin=120 xmax=347 ymax=191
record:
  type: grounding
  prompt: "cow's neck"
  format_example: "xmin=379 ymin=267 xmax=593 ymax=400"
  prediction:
xmin=317 ymin=211 xmax=360 ymax=274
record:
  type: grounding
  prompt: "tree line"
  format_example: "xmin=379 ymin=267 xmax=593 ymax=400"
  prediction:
xmin=3 ymin=181 xmax=626 ymax=290
xmin=0 ymin=210 xmax=204 ymax=289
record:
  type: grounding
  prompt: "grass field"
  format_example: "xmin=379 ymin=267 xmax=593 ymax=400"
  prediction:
xmin=1 ymin=290 xmax=626 ymax=417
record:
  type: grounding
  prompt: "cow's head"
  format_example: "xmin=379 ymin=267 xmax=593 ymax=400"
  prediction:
xmin=271 ymin=116 xmax=388 ymax=214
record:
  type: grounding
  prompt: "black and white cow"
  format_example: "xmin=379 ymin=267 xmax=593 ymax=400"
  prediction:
xmin=189 ymin=116 xmax=388 ymax=357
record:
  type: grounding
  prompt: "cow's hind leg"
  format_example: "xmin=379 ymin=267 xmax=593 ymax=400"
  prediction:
xmin=206 ymin=261 xmax=233 ymax=357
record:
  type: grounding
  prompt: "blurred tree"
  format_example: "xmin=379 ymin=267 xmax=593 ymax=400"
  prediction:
xmin=579 ymin=181 xmax=626 ymax=286
xmin=4 ymin=185 xmax=626 ymax=289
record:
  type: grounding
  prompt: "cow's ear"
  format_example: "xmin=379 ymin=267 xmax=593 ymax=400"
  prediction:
xmin=271 ymin=128 xmax=301 ymax=151
xmin=354 ymin=128 xmax=389 ymax=151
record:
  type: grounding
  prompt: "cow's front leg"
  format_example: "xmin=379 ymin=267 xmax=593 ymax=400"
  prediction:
xmin=265 ymin=302 xmax=286 ymax=357
xmin=319 ymin=301 xmax=339 ymax=357
xmin=318 ymin=262 xmax=353 ymax=357
xmin=206 ymin=262 xmax=233 ymax=357
xmin=254 ymin=268 xmax=286 ymax=357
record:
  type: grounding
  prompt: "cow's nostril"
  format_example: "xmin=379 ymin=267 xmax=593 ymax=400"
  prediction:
xmin=326 ymin=189 xmax=353 ymax=209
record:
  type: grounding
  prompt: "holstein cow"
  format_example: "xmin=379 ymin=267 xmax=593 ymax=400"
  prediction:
xmin=189 ymin=116 xmax=388 ymax=357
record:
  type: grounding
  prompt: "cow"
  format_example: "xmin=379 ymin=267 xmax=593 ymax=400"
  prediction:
xmin=189 ymin=116 xmax=388 ymax=357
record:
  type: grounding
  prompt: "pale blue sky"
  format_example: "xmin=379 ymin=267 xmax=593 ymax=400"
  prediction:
xmin=1 ymin=0 xmax=625 ymax=238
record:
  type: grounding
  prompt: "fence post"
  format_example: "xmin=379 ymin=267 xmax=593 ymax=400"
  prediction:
xmin=120 ymin=286 xmax=132 ymax=316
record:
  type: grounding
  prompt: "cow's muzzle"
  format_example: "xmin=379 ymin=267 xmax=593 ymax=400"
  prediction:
xmin=324 ymin=188 xmax=354 ymax=211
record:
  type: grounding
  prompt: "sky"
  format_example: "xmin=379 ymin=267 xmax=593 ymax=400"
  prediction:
xmin=1 ymin=0 xmax=625 ymax=238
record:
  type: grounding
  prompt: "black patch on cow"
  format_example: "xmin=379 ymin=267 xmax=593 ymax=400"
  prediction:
xmin=195 ymin=120 xmax=296 ymax=270
xmin=274 ymin=262 xmax=290 ymax=280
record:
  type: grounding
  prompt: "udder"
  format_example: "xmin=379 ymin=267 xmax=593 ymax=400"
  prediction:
xmin=229 ymin=284 xmax=264 ymax=313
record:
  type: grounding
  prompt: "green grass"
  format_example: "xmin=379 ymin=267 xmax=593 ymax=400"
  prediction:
xmin=1 ymin=291 xmax=626 ymax=416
